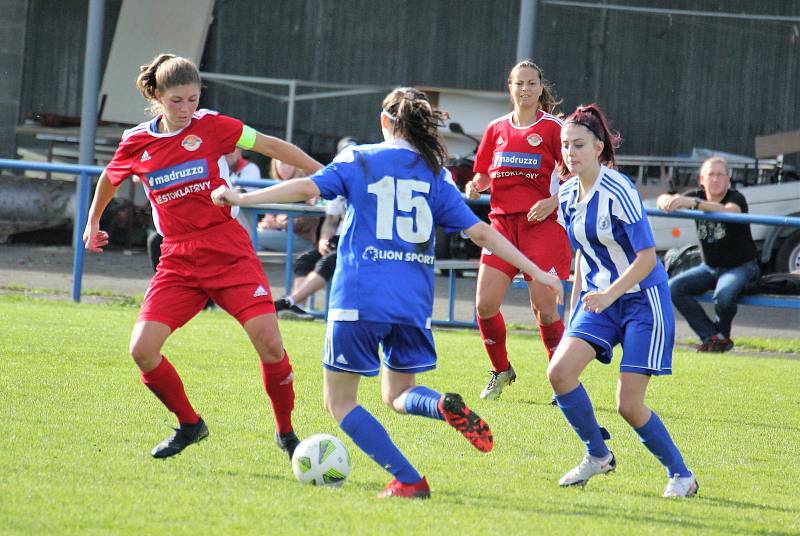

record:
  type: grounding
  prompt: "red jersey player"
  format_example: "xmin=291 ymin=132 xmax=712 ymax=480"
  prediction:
xmin=83 ymin=54 xmax=322 ymax=460
xmin=466 ymin=60 xmax=572 ymax=401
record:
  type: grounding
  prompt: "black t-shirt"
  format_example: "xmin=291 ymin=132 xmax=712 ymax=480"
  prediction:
xmin=685 ymin=188 xmax=757 ymax=268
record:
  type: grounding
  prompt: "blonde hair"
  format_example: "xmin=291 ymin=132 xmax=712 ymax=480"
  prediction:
xmin=135 ymin=53 xmax=201 ymax=116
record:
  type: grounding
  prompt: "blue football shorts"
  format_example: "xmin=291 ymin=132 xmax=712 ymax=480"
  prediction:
xmin=322 ymin=320 xmax=437 ymax=377
xmin=565 ymin=281 xmax=675 ymax=376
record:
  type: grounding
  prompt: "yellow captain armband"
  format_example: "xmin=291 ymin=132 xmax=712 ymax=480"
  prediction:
xmin=237 ymin=125 xmax=257 ymax=150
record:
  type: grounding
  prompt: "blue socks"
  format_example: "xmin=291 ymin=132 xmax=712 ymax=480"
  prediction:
xmin=403 ymin=386 xmax=444 ymax=420
xmin=339 ymin=405 xmax=421 ymax=484
xmin=635 ymin=411 xmax=691 ymax=477
xmin=555 ymin=384 xmax=610 ymax=458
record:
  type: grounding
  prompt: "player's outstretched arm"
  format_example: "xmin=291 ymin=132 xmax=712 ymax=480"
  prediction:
xmin=251 ymin=132 xmax=323 ymax=174
xmin=212 ymin=178 xmax=321 ymax=207
xmin=83 ymin=171 xmax=118 ymax=252
xmin=570 ymin=250 xmax=583 ymax=312
xmin=464 ymin=221 xmax=563 ymax=303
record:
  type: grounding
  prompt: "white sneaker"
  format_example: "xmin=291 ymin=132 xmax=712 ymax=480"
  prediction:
xmin=479 ymin=365 xmax=517 ymax=400
xmin=559 ymin=452 xmax=616 ymax=487
xmin=663 ymin=474 xmax=699 ymax=497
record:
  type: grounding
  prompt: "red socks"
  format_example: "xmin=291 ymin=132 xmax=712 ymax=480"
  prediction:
xmin=539 ymin=319 xmax=565 ymax=361
xmin=477 ymin=312 xmax=510 ymax=372
xmin=260 ymin=352 xmax=295 ymax=435
xmin=139 ymin=353 xmax=296 ymax=435
xmin=140 ymin=356 xmax=200 ymax=425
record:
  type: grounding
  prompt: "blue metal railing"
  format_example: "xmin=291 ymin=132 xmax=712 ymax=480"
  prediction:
xmin=644 ymin=207 xmax=800 ymax=228
xmin=1 ymin=158 xmax=798 ymax=306
xmin=0 ymin=159 xmax=103 ymax=302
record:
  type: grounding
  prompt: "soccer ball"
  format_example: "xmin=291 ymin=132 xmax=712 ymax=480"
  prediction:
xmin=291 ymin=433 xmax=351 ymax=486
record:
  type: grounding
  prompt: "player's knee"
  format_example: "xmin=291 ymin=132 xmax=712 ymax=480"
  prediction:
xmin=547 ymin=362 xmax=570 ymax=390
xmin=616 ymin=398 xmax=643 ymax=424
xmin=255 ymin=337 xmax=285 ymax=363
xmin=535 ymin=309 xmax=558 ymax=326
xmin=129 ymin=339 xmax=159 ymax=370
xmin=323 ymin=394 xmax=350 ymax=423
xmin=476 ymin=299 xmax=500 ymax=318
xmin=380 ymin=390 xmax=405 ymax=413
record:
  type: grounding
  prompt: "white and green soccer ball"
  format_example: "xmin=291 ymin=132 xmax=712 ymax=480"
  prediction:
xmin=291 ymin=434 xmax=351 ymax=486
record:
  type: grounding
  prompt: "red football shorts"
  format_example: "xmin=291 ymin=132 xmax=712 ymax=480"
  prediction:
xmin=480 ymin=213 xmax=571 ymax=281
xmin=139 ymin=219 xmax=275 ymax=331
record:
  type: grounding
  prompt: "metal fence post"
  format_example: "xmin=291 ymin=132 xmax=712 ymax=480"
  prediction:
xmin=72 ymin=171 xmax=91 ymax=302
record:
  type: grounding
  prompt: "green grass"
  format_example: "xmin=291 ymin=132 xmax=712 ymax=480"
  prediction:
xmin=1 ymin=296 xmax=799 ymax=535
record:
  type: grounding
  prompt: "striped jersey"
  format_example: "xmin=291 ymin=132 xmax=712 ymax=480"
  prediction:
xmin=311 ymin=139 xmax=480 ymax=328
xmin=105 ymin=109 xmax=245 ymax=237
xmin=558 ymin=165 xmax=667 ymax=293
xmin=473 ymin=109 xmax=563 ymax=216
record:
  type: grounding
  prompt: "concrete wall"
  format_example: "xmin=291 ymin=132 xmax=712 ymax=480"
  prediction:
xmin=0 ymin=0 xmax=28 ymax=159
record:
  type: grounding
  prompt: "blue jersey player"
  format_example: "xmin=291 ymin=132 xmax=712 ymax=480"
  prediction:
xmin=549 ymin=104 xmax=698 ymax=498
xmin=213 ymin=87 xmax=563 ymax=499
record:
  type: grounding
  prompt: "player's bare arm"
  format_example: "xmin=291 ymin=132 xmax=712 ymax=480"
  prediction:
xmin=527 ymin=194 xmax=559 ymax=222
xmin=212 ymin=178 xmax=321 ymax=207
xmin=83 ymin=171 xmax=119 ymax=252
xmin=570 ymin=250 xmax=583 ymax=312
xmin=464 ymin=220 xmax=563 ymax=303
xmin=582 ymin=247 xmax=657 ymax=313
xmin=252 ymin=133 xmax=323 ymax=173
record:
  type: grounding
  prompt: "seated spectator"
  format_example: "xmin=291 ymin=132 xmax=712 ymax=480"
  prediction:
xmin=275 ymin=195 xmax=345 ymax=319
xmin=274 ymin=137 xmax=357 ymax=318
xmin=225 ymin=147 xmax=263 ymax=230
xmin=657 ymin=156 xmax=759 ymax=352
xmin=225 ymin=147 xmax=262 ymax=184
xmin=257 ymin=159 xmax=321 ymax=253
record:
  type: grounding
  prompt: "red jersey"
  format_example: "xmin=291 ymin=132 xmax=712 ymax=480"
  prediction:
xmin=473 ymin=110 xmax=563 ymax=216
xmin=105 ymin=109 xmax=244 ymax=237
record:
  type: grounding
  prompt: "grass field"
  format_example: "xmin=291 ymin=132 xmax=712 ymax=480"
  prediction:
xmin=2 ymin=295 xmax=799 ymax=535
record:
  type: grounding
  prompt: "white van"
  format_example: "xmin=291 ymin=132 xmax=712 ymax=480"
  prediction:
xmin=628 ymin=154 xmax=800 ymax=274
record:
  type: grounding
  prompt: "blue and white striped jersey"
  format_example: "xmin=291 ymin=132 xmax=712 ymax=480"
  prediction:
xmin=558 ymin=166 xmax=667 ymax=293
xmin=311 ymin=139 xmax=480 ymax=328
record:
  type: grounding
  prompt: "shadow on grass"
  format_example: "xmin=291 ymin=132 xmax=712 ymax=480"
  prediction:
xmin=433 ymin=486 xmax=799 ymax=535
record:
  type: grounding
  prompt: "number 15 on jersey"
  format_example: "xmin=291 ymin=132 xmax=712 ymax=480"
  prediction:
xmin=367 ymin=176 xmax=433 ymax=244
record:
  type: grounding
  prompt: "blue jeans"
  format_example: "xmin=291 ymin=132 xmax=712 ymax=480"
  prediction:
xmin=669 ymin=260 xmax=760 ymax=341
xmin=257 ymin=229 xmax=315 ymax=253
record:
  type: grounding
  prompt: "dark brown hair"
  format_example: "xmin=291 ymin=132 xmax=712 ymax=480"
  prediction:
xmin=135 ymin=53 xmax=201 ymax=115
xmin=558 ymin=103 xmax=622 ymax=177
xmin=382 ymin=87 xmax=449 ymax=174
xmin=508 ymin=60 xmax=561 ymax=115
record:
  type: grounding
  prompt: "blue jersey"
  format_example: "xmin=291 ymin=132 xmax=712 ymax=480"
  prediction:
xmin=558 ymin=166 xmax=667 ymax=293
xmin=311 ymin=139 xmax=480 ymax=328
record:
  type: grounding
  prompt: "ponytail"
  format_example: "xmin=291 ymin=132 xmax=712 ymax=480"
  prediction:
xmin=558 ymin=103 xmax=621 ymax=177
xmin=381 ymin=87 xmax=449 ymax=174
xmin=135 ymin=53 xmax=201 ymax=116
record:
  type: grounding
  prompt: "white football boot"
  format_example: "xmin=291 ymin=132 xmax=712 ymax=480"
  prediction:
xmin=479 ymin=365 xmax=517 ymax=400
xmin=559 ymin=452 xmax=616 ymax=487
xmin=663 ymin=474 xmax=699 ymax=498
